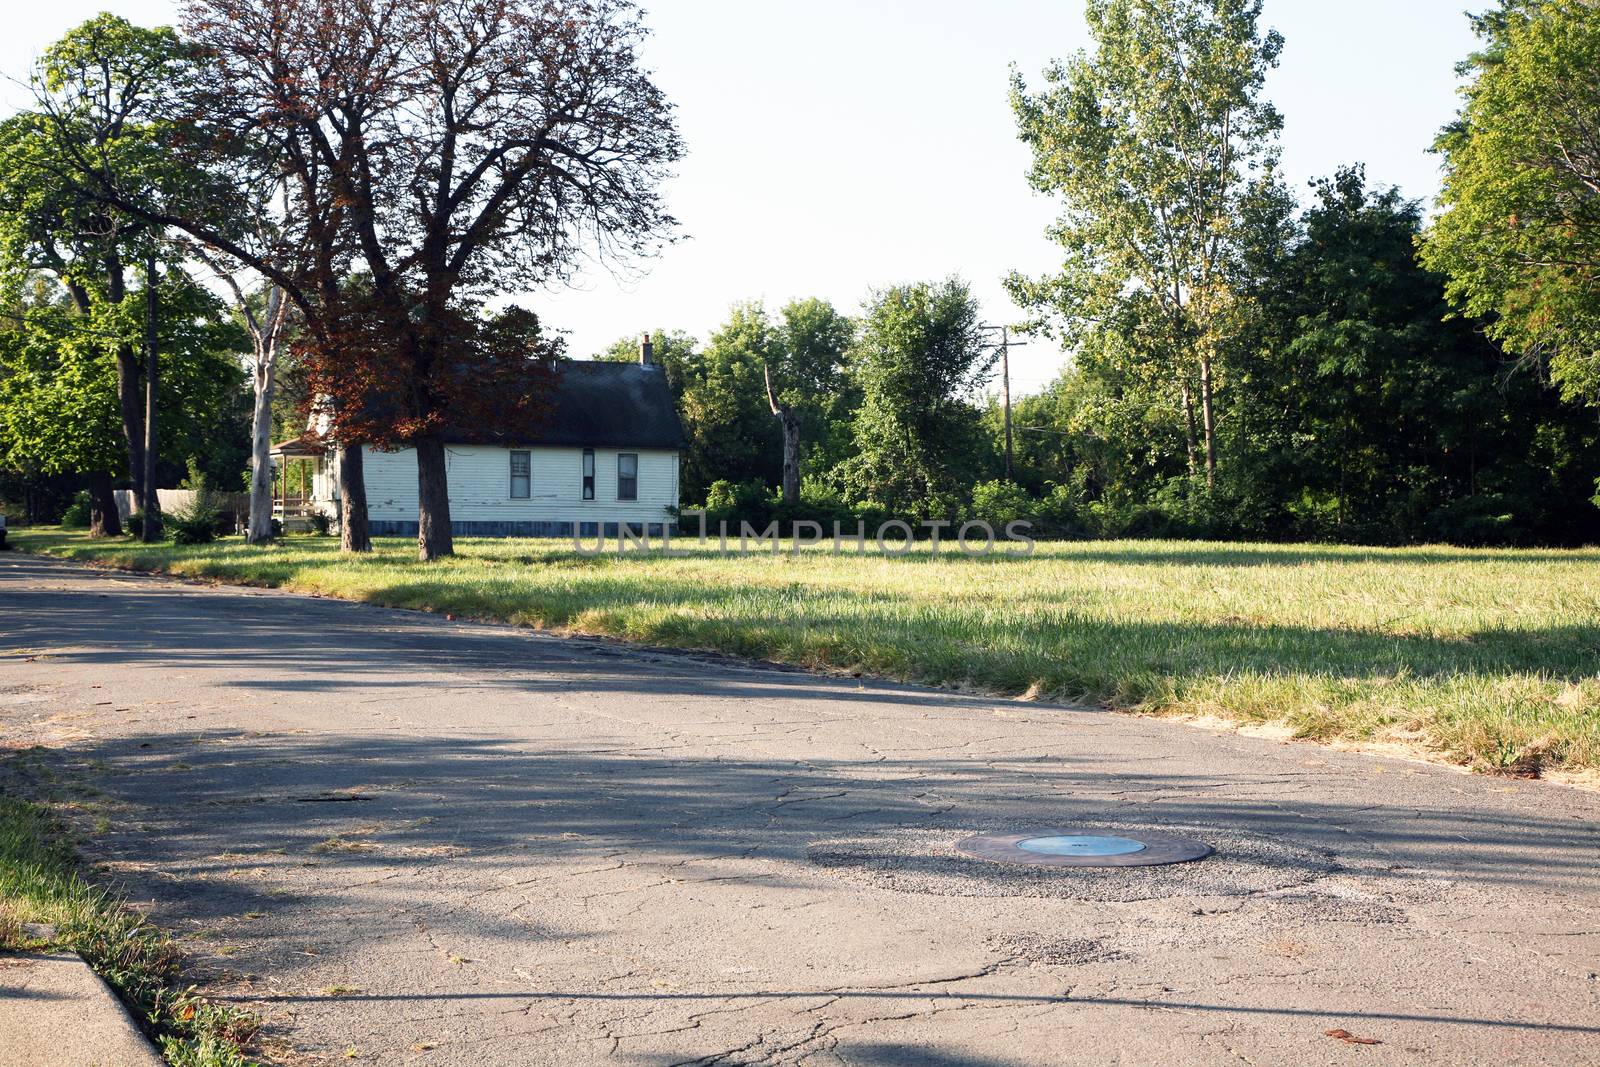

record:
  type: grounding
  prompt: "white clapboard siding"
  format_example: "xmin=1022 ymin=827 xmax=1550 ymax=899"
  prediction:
xmin=349 ymin=444 xmax=678 ymax=528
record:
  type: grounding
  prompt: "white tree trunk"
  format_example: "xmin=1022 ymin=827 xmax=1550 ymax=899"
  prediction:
xmin=246 ymin=287 xmax=285 ymax=544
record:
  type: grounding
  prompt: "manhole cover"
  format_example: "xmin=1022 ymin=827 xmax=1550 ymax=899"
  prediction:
xmin=1019 ymin=835 xmax=1147 ymax=857
xmin=956 ymin=829 xmax=1212 ymax=867
xmin=809 ymin=822 xmax=1328 ymax=900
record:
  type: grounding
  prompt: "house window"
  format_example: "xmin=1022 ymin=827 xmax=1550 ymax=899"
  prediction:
xmin=581 ymin=449 xmax=595 ymax=501
xmin=509 ymin=451 xmax=531 ymax=499
xmin=617 ymin=453 xmax=638 ymax=501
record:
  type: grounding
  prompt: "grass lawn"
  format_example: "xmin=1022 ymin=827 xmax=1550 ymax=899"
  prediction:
xmin=12 ymin=527 xmax=1600 ymax=776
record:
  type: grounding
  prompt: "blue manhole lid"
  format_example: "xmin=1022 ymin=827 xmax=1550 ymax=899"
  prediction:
xmin=1016 ymin=835 xmax=1147 ymax=857
xmin=956 ymin=828 xmax=1212 ymax=868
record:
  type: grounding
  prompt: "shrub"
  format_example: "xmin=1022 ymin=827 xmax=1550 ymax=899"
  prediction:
xmin=1037 ymin=483 xmax=1090 ymax=539
xmin=169 ymin=513 xmax=217 ymax=545
xmin=966 ymin=480 xmax=1092 ymax=539
xmin=1427 ymin=494 xmax=1522 ymax=547
xmin=168 ymin=490 xmax=221 ymax=546
xmin=167 ymin=459 xmax=233 ymax=544
xmin=701 ymin=479 xmax=775 ymax=531
xmin=970 ymin=479 xmax=1035 ymax=527
xmin=59 ymin=491 xmax=92 ymax=528
xmin=773 ymin=478 xmax=857 ymax=528
xmin=309 ymin=511 xmax=331 ymax=536
xmin=126 ymin=511 xmax=145 ymax=538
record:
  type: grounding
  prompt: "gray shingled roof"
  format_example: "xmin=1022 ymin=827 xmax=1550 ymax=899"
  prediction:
xmin=444 ymin=360 xmax=686 ymax=450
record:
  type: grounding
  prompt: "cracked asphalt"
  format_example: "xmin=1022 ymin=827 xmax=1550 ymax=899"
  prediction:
xmin=2 ymin=552 xmax=1598 ymax=1066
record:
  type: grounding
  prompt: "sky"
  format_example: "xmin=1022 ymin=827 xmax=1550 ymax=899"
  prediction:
xmin=1 ymin=1 xmax=1482 ymax=394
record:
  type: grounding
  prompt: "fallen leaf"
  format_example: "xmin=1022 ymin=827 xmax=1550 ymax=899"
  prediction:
xmin=1324 ymin=1029 xmax=1381 ymax=1045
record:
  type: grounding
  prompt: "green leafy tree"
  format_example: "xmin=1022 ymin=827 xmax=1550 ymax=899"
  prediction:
xmin=688 ymin=304 xmax=785 ymax=501
xmin=993 ymin=163 xmax=1600 ymax=546
xmin=1008 ymin=0 xmax=1290 ymax=485
xmin=0 ymin=296 xmax=123 ymax=533
xmin=1229 ymin=167 xmax=1600 ymax=543
xmin=598 ymin=307 xmax=854 ymax=508
xmin=841 ymin=279 xmax=997 ymax=515
xmin=0 ymin=275 xmax=247 ymax=534
xmin=988 ymin=366 xmax=1167 ymax=511
xmin=1423 ymin=0 xmax=1600 ymax=428
xmin=765 ymin=298 xmax=853 ymax=506
xmin=3 ymin=15 xmax=198 ymax=536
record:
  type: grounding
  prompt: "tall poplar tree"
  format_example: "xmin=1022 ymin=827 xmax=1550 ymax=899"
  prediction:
xmin=1007 ymin=0 xmax=1289 ymax=485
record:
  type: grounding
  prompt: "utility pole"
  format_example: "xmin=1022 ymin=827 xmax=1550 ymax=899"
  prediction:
xmin=981 ymin=325 xmax=1027 ymax=483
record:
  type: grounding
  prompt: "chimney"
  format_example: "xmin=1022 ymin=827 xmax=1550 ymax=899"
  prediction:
xmin=640 ymin=332 xmax=654 ymax=366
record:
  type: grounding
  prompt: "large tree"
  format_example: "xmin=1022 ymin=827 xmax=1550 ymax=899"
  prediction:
xmin=686 ymin=304 xmax=785 ymax=499
xmin=765 ymin=299 xmax=853 ymax=506
xmin=190 ymin=250 xmax=290 ymax=545
xmin=841 ymin=279 xmax=996 ymax=515
xmin=1003 ymin=166 xmax=1600 ymax=546
xmin=0 ymin=275 xmax=247 ymax=532
xmin=0 ymin=15 xmax=193 ymax=536
xmin=1423 ymin=0 xmax=1600 ymax=427
xmin=1008 ymin=0 xmax=1289 ymax=486
xmin=42 ymin=0 xmax=680 ymax=560
xmin=1230 ymin=167 xmax=1600 ymax=543
xmin=183 ymin=0 xmax=683 ymax=560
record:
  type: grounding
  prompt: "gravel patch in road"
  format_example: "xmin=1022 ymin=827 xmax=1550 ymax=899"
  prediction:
xmin=986 ymin=933 xmax=1129 ymax=966
xmin=807 ymin=819 xmax=1335 ymax=901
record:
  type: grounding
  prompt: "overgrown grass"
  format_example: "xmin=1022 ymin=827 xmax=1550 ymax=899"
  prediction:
xmin=0 ymin=757 xmax=259 ymax=1066
xmin=13 ymin=528 xmax=1600 ymax=775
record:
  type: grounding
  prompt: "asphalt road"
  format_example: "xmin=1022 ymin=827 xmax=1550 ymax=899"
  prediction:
xmin=2 ymin=552 xmax=1598 ymax=1066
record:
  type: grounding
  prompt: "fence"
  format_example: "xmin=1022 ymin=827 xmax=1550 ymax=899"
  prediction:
xmin=114 ymin=489 xmax=250 ymax=524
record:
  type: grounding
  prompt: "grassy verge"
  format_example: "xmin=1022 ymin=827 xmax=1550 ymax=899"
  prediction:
xmin=12 ymin=527 xmax=1600 ymax=776
xmin=0 ymin=760 xmax=259 ymax=1066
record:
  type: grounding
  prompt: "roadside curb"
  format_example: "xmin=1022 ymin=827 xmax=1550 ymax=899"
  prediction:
xmin=0 ymin=952 xmax=166 ymax=1067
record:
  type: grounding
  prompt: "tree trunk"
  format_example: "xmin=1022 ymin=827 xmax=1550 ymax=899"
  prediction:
xmin=140 ymin=253 xmax=163 ymax=542
xmin=86 ymin=471 xmax=122 ymax=538
xmin=415 ymin=435 xmax=453 ymax=561
xmin=764 ymin=362 xmax=802 ymax=507
xmin=245 ymin=325 xmax=280 ymax=545
xmin=1199 ymin=357 xmax=1217 ymax=488
xmin=1179 ymin=382 xmax=1199 ymax=476
xmin=106 ymin=254 xmax=147 ymax=514
xmin=339 ymin=443 xmax=371 ymax=553
xmin=778 ymin=408 xmax=801 ymax=507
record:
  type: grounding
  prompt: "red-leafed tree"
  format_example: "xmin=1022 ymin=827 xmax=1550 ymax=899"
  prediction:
xmin=186 ymin=0 xmax=684 ymax=559
xmin=307 ymin=298 xmax=563 ymax=457
xmin=51 ymin=0 xmax=682 ymax=559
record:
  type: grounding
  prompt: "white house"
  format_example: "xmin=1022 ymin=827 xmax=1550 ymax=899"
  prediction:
xmin=272 ymin=345 xmax=685 ymax=538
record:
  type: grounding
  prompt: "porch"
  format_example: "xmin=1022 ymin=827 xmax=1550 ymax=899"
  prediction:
xmin=268 ymin=435 xmax=332 ymax=529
